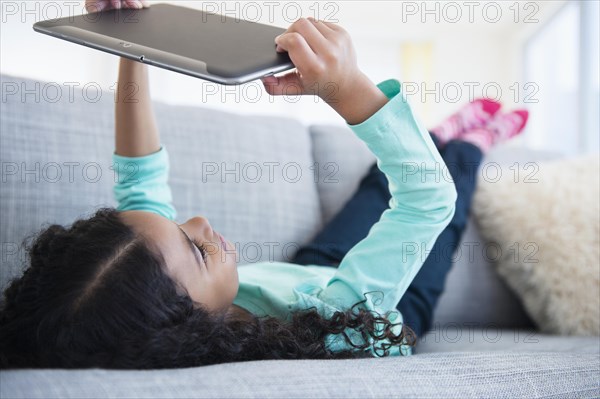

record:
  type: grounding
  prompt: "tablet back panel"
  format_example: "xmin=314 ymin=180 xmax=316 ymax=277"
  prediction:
xmin=34 ymin=3 xmax=294 ymax=84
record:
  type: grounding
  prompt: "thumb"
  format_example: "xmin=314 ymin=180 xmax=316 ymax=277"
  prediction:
xmin=261 ymin=71 xmax=304 ymax=96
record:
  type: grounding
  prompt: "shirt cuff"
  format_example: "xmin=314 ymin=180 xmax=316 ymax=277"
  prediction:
xmin=111 ymin=146 xmax=169 ymax=185
xmin=346 ymin=79 xmax=410 ymax=140
xmin=112 ymin=146 xmax=167 ymax=165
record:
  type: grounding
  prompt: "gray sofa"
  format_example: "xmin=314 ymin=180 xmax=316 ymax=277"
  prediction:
xmin=1 ymin=73 xmax=598 ymax=398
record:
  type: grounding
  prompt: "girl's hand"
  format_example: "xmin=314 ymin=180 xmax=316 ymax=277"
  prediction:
xmin=85 ymin=0 xmax=150 ymax=13
xmin=262 ymin=17 xmax=361 ymax=98
xmin=262 ymin=17 xmax=389 ymax=125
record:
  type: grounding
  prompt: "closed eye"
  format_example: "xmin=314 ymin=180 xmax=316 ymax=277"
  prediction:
xmin=175 ymin=225 xmax=208 ymax=267
xmin=192 ymin=239 xmax=208 ymax=263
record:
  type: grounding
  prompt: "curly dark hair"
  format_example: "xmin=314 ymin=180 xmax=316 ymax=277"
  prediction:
xmin=0 ymin=207 xmax=416 ymax=369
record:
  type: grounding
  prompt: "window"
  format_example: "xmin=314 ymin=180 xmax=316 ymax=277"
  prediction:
xmin=524 ymin=1 xmax=599 ymax=155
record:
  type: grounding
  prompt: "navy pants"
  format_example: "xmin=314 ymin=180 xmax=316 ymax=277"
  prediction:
xmin=291 ymin=134 xmax=483 ymax=338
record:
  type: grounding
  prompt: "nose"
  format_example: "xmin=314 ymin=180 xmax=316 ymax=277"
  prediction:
xmin=182 ymin=216 xmax=213 ymax=237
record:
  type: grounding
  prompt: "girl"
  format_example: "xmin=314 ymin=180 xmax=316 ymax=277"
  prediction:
xmin=0 ymin=0 xmax=527 ymax=369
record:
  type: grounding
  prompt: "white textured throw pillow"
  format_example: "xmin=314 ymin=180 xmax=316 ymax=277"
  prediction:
xmin=473 ymin=154 xmax=600 ymax=336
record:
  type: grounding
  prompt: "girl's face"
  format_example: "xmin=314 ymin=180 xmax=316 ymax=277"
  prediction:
xmin=119 ymin=210 xmax=239 ymax=314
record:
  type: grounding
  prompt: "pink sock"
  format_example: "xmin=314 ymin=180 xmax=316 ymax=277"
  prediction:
xmin=461 ymin=110 xmax=529 ymax=153
xmin=431 ymin=99 xmax=501 ymax=144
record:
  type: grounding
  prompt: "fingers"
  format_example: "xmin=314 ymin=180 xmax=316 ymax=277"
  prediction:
xmin=264 ymin=17 xmax=348 ymax=97
xmin=275 ymin=31 xmax=322 ymax=80
xmin=126 ymin=0 xmax=145 ymax=9
xmin=124 ymin=0 xmax=151 ymax=9
xmin=112 ymin=0 xmax=148 ymax=10
xmin=306 ymin=17 xmax=335 ymax=38
xmin=85 ymin=0 xmax=150 ymax=13
xmin=124 ymin=0 xmax=144 ymax=9
xmin=319 ymin=20 xmax=343 ymax=31
xmin=283 ymin=17 xmax=329 ymax=55
xmin=261 ymin=72 xmax=304 ymax=96
xmin=323 ymin=22 xmax=340 ymax=31
xmin=86 ymin=0 xmax=149 ymax=12
xmin=85 ymin=0 xmax=107 ymax=12
xmin=130 ymin=0 xmax=151 ymax=8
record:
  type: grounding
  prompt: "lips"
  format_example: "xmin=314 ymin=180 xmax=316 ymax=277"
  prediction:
xmin=217 ymin=232 xmax=227 ymax=251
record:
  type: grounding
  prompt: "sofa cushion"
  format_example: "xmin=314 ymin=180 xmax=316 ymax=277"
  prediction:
xmin=2 ymin=351 xmax=598 ymax=398
xmin=0 ymin=73 xmax=322 ymax=293
xmin=416 ymin=328 xmax=600 ymax=354
xmin=432 ymin=219 xmax=536 ymax=329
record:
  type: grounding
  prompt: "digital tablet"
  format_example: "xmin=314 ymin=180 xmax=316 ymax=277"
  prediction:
xmin=33 ymin=3 xmax=295 ymax=85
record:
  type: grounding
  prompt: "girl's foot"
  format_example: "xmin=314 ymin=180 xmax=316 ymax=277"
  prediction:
xmin=430 ymin=99 xmax=502 ymax=144
xmin=460 ymin=110 xmax=529 ymax=153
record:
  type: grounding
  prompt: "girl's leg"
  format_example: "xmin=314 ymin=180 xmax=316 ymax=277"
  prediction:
xmin=397 ymin=110 xmax=528 ymax=337
xmin=395 ymin=139 xmax=483 ymax=338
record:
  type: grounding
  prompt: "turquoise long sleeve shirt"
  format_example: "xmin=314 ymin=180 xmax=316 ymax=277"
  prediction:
xmin=113 ymin=79 xmax=457 ymax=357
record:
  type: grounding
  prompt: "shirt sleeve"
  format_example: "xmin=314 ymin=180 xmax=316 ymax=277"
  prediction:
xmin=316 ymin=79 xmax=458 ymax=317
xmin=112 ymin=146 xmax=177 ymax=221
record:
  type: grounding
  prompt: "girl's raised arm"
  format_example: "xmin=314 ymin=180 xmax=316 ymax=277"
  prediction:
xmin=99 ymin=6 xmax=176 ymax=220
xmin=264 ymin=18 xmax=457 ymax=337
xmin=111 ymin=58 xmax=177 ymax=221
xmin=114 ymin=58 xmax=161 ymax=157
